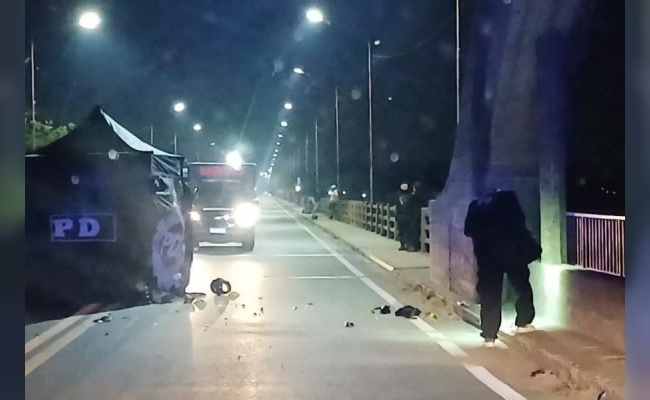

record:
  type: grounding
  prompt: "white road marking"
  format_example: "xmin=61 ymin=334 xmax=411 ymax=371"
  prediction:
xmin=262 ymin=275 xmax=358 ymax=280
xmin=25 ymin=317 xmax=96 ymax=377
xmin=25 ymin=303 xmax=100 ymax=355
xmin=366 ymin=254 xmax=395 ymax=271
xmin=464 ymin=364 xmax=528 ymax=400
xmin=278 ymin=200 xmax=527 ymax=400
xmin=235 ymin=253 xmax=336 ymax=258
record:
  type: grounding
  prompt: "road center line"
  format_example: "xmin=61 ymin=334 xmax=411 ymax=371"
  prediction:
xmin=25 ymin=316 xmax=96 ymax=377
xmin=278 ymin=200 xmax=528 ymax=400
xmin=25 ymin=303 xmax=100 ymax=355
xmin=262 ymin=275 xmax=358 ymax=280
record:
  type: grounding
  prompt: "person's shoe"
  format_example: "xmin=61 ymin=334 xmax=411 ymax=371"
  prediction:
xmin=398 ymin=246 xmax=407 ymax=251
xmin=514 ymin=324 xmax=536 ymax=334
xmin=483 ymin=339 xmax=496 ymax=348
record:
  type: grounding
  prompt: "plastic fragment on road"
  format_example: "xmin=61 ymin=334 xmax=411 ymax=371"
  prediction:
xmin=345 ymin=321 xmax=355 ymax=328
xmin=395 ymin=305 xmax=421 ymax=319
xmin=307 ymin=302 xmax=314 ymax=306
xmin=597 ymin=390 xmax=608 ymax=399
xmin=530 ymin=369 xmax=545 ymax=377
xmin=292 ymin=306 xmax=298 ymax=310
xmin=425 ymin=312 xmax=438 ymax=320
xmin=372 ymin=305 xmax=391 ymax=314
xmin=193 ymin=298 xmax=207 ymax=311
xmin=210 ymin=278 xmax=232 ymax=295
xmin=260 ymin=307 xmax=264 ymax=315
xmin=228 ymin=291 xmax=240 ymax=301
xmin=93 ymin=315 xmax=112 ymax=324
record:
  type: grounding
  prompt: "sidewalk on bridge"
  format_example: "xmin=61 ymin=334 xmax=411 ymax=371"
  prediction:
xmin=276 ymin=198 xmax=625 ymax=399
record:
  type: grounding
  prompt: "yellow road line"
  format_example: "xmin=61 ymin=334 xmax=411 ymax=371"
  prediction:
xmin=25 ymin=303 xmax=100 ymax=355
xmin=25 ymin=316 xmax=96 ymax=377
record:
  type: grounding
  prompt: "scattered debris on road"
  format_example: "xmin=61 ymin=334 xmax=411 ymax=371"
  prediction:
xmin=253 ymin=312 xmax=258 ymax=317
xmin=307 ymin=302 xmax=314 ymax=306
xmin=372 ymin=305 xmax=391 ymax=314
xmin=425 ymin=312 xmax=438 ymax=320
xmin=93 ymin=315 xmax=112 ymax=324
xmin=258 ymin=296 xmax=264 ymax=300
xmin=210 ymin=278 xmax=232 ymax=295
xmin=345 ymin=321 xmax=355 ymax=328
xmin=530 ymin=368 xmax=545 ymax=377
xmin=260 ymin=307 xmax=264 ymax=315
xmin=395 ymin=305 xmax=421 ymax=319
xmin=292 ymin=306 xmax=298 ymax=310
xmin=193 ymin=298 xmax=207 ymax=310
xmin=597 ymin=390 xmax=608 ymax=399
xmin=228 ymin=291 xmax=240 ymax=301
xmin=104 ymin=332 xmax=109 ymax=336
xmin=238 ymin=355 xmax=242 ymax=361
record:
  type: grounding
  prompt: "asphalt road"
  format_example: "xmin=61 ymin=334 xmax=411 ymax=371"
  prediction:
xmin=25 ymin=197 xmax=591 ymax=400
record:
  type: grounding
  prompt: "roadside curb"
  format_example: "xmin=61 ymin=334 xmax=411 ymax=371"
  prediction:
xmin=276 ymin=197 xmax=622 ymax=399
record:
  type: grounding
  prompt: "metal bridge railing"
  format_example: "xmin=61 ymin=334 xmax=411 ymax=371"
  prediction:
xmin=566 ymin=213 xmax=625 ymax=277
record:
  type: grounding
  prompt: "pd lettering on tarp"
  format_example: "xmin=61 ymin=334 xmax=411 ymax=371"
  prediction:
xmin=50 ymin=214 xmax=117 ymax=242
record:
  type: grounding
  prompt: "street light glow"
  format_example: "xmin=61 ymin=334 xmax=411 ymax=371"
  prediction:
xmin=79 ymin=11 xmax=101 ymax=30
xmin=306 ymin=8 xmax=325 ymax=23
xmin=280 ymin=121 xmax=288 ymax=127
xmin=276 ymin=142 xmax=281 ymax=146
xmin=173 ymin=102 xmax=186 ymax=113
xmin=193 ymin=123 xmax=202 ymax=131
xmin=374 ymin=39 xmax=381 ymax=46
xmin=225 ymin=151 xmax=243 ymax=170
xmin=284 ymin=102 xmax=293 ymax=110
xmin=277 ymin=133 xmax=284 ymax=138
xmin=293 ymin=67 xmax=306 ymax=75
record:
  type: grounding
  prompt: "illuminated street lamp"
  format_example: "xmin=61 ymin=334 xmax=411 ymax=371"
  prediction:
xmin=292 ymin=67 xmax=306 ymax=75
xmin=277 ymin=133 xmax=284 ymax=138
xmin=173 ymin=102 xmax=186 ymax=113
xmin=78 ymin=11 xmax=101 ymax=30
xmin=226 ymin=150 xmax=243 ymax=170
xmin=284 ymin=102 xmax=293 ymax=110
xmin=193 ymin=123 xmax=202 ymax=132
xmin=305 ymin=8 xmax=325 ymax=24
xmin=280 ymin=121 xmax=288 ymax=127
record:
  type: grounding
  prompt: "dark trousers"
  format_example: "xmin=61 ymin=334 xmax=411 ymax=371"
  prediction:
xmin=397 ymin=217 xmax=410 ymax=248
xmin=477 ymin=263 xmax=535 ymax=339
xmin=408 ymin=214 xmax=420 ymax=249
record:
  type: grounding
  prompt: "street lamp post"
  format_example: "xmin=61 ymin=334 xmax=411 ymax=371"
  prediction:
xmin=29 ymin=10 xmax=101 ymax=152
xmin=335 ymin=86 xmax=340 ymax=189
xmin=314 ymin=117 xmax=320 ymax=194
xmin=367 ymin=41 xmax=374 ymax=205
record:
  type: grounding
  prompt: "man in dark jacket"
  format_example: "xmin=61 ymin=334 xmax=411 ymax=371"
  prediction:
xmin=407 ymin=182 xmax=427 ymax=252
xmin=464 ymin=189 xmax=538 ymax=347
xmin=395 ymin=183 xmax=413 ymax=251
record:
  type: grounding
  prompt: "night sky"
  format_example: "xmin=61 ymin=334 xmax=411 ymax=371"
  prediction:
xmin=26 ymin=0 xmax=623 ymax=212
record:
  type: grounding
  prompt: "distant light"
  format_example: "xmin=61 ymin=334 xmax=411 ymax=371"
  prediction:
xmin=295 ymin=185 xmax=302 ymax=193
xmin=108 ymin=149 xmax=119 ymax=160
xmin=306 ymin=8 xmax=325 ymax=24
xmin=193 ymin=123 xmax=202 ymax=132
xmin=280 ymin=121 xmax=288 ymax=127
xmin=276 ymin=142 xmax=281 ymax=146
xmin=173 ymin=102 xmax=186 ymax=113
xmin=284 ymin=102 xmax=293 ymax=110
xmin=342 ymin=191 xmax=347 ymax=195
xmin=388 ymin=96 xmax=393 ymax=101
xmin=362 ymin=192 xmax=368 ymax=199
xmin=293 ymin=67 xmax=306 ymax=75
xmin=259 ymin=172 xmax=265 ymax=177
xmin=79 ymin=11 xmax=101 ymax=30
xmin=277 ymin=133 xmax=284 ymax=138
xmin=225 ymin=151 xmax=243 ymax=170
xmin=374 ymin=40 xmax=381 ymax=46
xmin=210 ymin=142 xmax=216 ymax=146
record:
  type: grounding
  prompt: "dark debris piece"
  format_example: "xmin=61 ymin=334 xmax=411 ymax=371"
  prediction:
xmin=210 ymin=278 xmax=232 ymax=296
xmin=93 ymin=315 xmax=112 ymax=324
xmin=395 ymin=305 xmax=421 ymax=319
xmin=530 ymin=369 xmax=545 ymax=377
xmin=372 ymin=305 xmax=391 ymax=314
xmin=345 ymin=321 xmax=355 ymax=328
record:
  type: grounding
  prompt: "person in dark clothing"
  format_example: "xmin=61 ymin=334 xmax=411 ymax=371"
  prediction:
xmin=395 ymin=183 xmax=413 ymax=251
xmin=407 ymin=182 xmax=427 ymax=252
xmin=464 ymin=189 xmax=539 ymax=347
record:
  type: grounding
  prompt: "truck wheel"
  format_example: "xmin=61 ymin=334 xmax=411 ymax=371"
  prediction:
xmin=241 ymin=234 xmax=255 ymax=252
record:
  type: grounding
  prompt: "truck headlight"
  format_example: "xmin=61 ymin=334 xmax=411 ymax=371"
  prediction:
xmin=189 ymin=211 xmax=201 ymax=222
xmin=233 ymin=202 xmax=260 ymax=228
